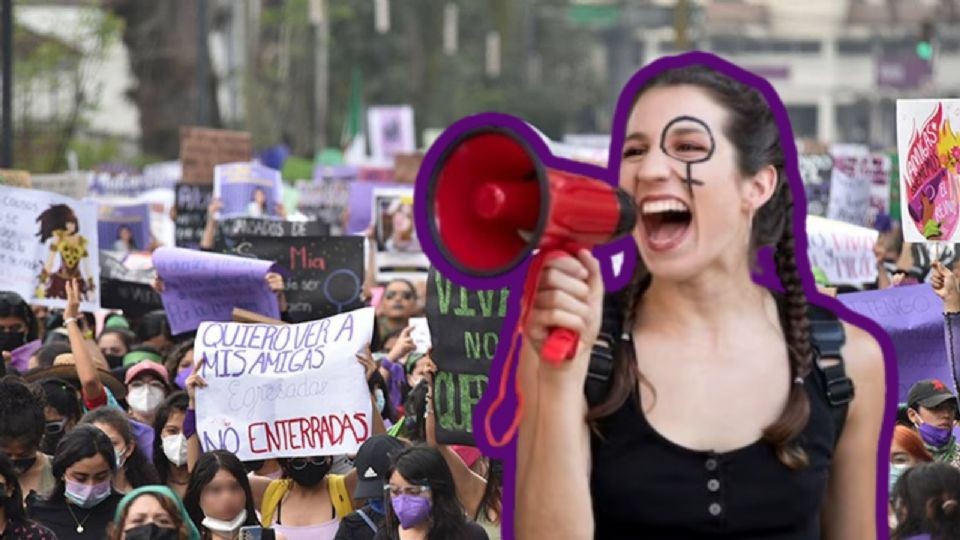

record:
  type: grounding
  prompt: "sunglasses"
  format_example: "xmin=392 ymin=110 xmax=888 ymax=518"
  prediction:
xmin=289 ymin=456 xmax=329 ymax=470
xmin=385 ymin=291 xmax=414 ymax=301
xmin=45 ymin=419 xmax=67 ymax=435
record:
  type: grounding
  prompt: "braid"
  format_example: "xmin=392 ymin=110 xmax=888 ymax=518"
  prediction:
xmin=762 ymin=193 xmax=813 ymax=469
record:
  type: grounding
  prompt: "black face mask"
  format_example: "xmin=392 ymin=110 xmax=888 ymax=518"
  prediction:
xmin=11 ymin=456 xmax=36 ymax=475
xmin=287 ymin=458 xmax=332 ymax=487
xmin=243 ymin=460 xmax=265 ymax=474
xmin=0 ymin=330 xmax=26 ymax=353
xmin=104 ymin=354 xmax=124 ymax=369
xmin=40 ymin=432 xmax=64 ymax=456
xmin=124 ymin=523 xmax=179 ymax=540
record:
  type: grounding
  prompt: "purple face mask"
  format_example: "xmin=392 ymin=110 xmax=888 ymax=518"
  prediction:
xmin=391 ymin=494 xmax=432 ymax=529
xmin=175 ymin=366 xmax=193 ymax=390
xmin=65 ymin=478 xmax=112 ymax=509
xmin=918 ymin=422 xmax=954 ymax=448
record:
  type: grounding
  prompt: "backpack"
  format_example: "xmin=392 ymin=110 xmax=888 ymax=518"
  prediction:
xmin=585 ymin=294 xmax=855 ymax=443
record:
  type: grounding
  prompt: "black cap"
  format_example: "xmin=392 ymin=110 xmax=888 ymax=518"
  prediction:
xmin=907 ymin=379 xmax=958 ymax=410
xmin=353 ymin=435 xmax=405 ymax=500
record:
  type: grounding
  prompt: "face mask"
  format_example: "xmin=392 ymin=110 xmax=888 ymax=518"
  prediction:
xmin=115 ymin=447 xmax=128 ymax=469
xmin=12 ymin=456 xmax=37 ymax=475
xmin=375 ymin=388 xmax=386 ymax=414
xmin=124 ymin=523 xmax=179 ymax=540
xmin=287 ymin=459 xmax=332 ymax=487
xmin=918 ymin=422 xmax=954 ymax=448
xmin=162 ymin=434 xmax=188 ymax=467
xmin=391 ymin=494 xmax=432 ymax=529
xmin=202 ymin=509 xmax=247 ymax=533
xmin=0 ymin=330 xmax=26 ymax=353
xmin=104 ymin=354 xmax=124 ymax=369
xmin=889 ymin=463 xmax=909 ymax=496
xmin=64 ymin=478 xmax=112 ymax=509
xmin=368 ymin=497 xmax=385 ymax=515
xmin=40 ymin=432 xmax=63 ymax=456
xmin=128 ymin=386 xmax=166 ymax=415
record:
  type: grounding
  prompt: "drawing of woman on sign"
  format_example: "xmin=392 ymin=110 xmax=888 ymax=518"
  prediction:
xmin=35 ymin=204 xmax=95 ymax=301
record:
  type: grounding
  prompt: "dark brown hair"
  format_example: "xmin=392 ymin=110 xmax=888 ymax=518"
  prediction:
xmin=35 ymin=204 xmax=79 ymax=243
xmin=587 ymin=65 xmax=813 ymax=469
xmin=108 ymin=492 xmax=190 ymax=540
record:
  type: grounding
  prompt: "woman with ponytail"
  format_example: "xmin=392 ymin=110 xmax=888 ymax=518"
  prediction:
xmin=514 ymin=55 xmax=885 ymax=539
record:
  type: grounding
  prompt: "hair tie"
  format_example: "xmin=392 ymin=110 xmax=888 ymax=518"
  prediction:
xmin=942 ymin=499 xmax=959 ymax=515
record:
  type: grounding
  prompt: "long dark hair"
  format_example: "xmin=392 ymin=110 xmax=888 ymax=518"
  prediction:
xmin=137 ymin=310 xmax=172 ymax=344
xmin=0 ymin=376 xmax=46 ymax=451
xmin=892 ymin=462 xmax=960 ymax=540
xmin=382 ymin=445 xmax=471 ymax=540
xmin=79 ymin=407 xmax=160 ymax=488
xmin=36 ymin=204 xmax=79 ymax=243
xmin=369 ymin=370 xmax=399 ymax=424
xmin=152 ymin=392 xmax=189 ymax=484
xmin=474 ymin=459 xmax=502 ymax=524
xmin=0 ymin=454 xmax=28 ymax=526
xmin=587 ymin=64 xmax=813 ymax=470
xmin=183 ymin=450 xmax=260 ymax=533
xmin=49 ymin=424 xmax=116 ymax=502
xmin=164 ymin=341 xmax=194 ymax=383
xmin=0 ymin=291 xmax=39 ymax=342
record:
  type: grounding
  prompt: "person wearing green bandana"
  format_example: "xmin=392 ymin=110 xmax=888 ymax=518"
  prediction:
xmin=109 ymin=485 xmax=201 ymax=540
xmin=905 ymin=380 xmax=960 ymax=469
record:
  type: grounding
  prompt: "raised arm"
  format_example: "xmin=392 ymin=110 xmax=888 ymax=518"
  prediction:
xmin=515 ymin=250 xmax=602 ymax=540
xmin=199 ymin=198 xmax=222 ymax=250
xmin=64 ymin=279 xmax=104 ymax=404
xmin=931 ymin=261 xmax=960 ymax=392
xmin=819 ymin=323 xmax=885 ymax=540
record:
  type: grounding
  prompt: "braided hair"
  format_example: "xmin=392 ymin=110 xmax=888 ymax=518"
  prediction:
xmin=587 ymin=65 xmax=813 ymax=469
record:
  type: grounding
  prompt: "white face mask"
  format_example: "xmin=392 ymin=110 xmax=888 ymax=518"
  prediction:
xmin=127 ymin=386 xmax=165 ymax=415
xmin=162 ymin=433 xmax=188 ymax=467
xmin=202 ymin=509 xmax=247 ymax=533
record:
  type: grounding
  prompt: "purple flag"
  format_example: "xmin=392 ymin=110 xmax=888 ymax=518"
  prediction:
xmin=153 ymin=247 xmax=281 ymax=334
xmin=838 ymin=284 xmax=947 ymax=402
xmin=9 ymin=339 xmax=41 ymax=372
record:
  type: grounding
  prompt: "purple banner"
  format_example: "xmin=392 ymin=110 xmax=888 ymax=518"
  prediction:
xmin=97 ymin=203 xmax=151 ymax=253
xmin=877 ymin=54 xmax=933 ymax=90
xmin=153 ymin=247 xmax=280 ymax=334
xmin=213 ymin=162 xmax=283 ymax=220
xmin=839 ymin=284 xmax=947 ymax=402
xmin=346 ymin=180 xmax=405 ymax=234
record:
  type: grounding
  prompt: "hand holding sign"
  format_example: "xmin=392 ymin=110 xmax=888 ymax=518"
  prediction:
xmin=388 ymin=326 xmax=417 ymax=363
xmin=931 ymin=261 xmax=960 ymax=311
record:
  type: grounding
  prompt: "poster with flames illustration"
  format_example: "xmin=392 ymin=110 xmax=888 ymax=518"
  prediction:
xmin=896 ymin=100 xmax=960 ymax=242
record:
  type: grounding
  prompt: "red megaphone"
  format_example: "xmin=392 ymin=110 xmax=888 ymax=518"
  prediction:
xmin=426 ymin=125 xmax=636 ymax=364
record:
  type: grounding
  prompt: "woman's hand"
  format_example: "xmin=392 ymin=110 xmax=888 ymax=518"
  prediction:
xmin=64 ymin=279 xmax=82 ymax=320
xmin=184 ymin=368 xmax=208 ymax=409
xmin=387 ymin=326 xmax=417 ymax=363
xmin=151 ymin=277 xmax=165 ymax=294
xmin=932 ymin=261 xmax=960 ymax=312
xmin=265 ymin=272 xmax=284 ymax=293
xmin=207 ymin=197 xmax=223 ymax=218
xmin=356 ymin=345 xmax=377 ymax=382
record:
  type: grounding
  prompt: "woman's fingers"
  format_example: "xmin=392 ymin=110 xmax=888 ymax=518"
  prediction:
xmin=539 ymin=267 xmax=591 ymax=301
xmin=544 ymin=255 xmax=589 ymax=281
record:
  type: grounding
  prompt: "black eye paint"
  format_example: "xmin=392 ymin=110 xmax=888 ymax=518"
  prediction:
xmin=659 ymin=115 xmax=716 ymax=198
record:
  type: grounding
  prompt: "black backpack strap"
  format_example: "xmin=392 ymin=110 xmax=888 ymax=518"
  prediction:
xmin=807 ymin=303 xmax=854 ymax=444
xmin=585 ymin=294 xmax=623 ymax=408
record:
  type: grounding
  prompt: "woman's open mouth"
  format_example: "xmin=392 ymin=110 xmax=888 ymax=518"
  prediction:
xmin=639 ymin=197 xmax=692 ymax=252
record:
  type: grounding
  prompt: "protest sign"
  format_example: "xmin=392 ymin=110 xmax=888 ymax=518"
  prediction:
xmin=296 ymin=179 xmax=351 ymax=234
xmin=798 ymin=153 xmax=833 ymax=217
xmin=217 ymin=218 xmax=330 ymax=242
xmin=99 ymin=251 xmax=163 ymax=317
xmin=97 ymin=203 xmax=151 ymax=253
xmin=174 ymin=183 xmax=214 ymax=248
xmin=408 ymin=317 xmax=431 ymax=353
xmin=373 ymin=187 xmax=428 ymax=281
xmin=180 ymin=127 xmax=253 ymax=184
xmin=214 ymin=162 xmax=284 ymax=220
xmin=0 ymin=169 xmax=31 ymax=188
xmin=89 ymin=165 xmax=177 ymax=199
xmin=826 ymin=145 xmax=891 ymax=228
xmin=219 ymin=233 xmax=362 ymax=324
xmin=30 ymin=172 xmax=90 ymax=200
xmin=805 ymin=215 xmax=879 ymax=285
xmin=194 ymin=307 xmax=375 ymax=459
xmin=426 ymin=268 xmax=510 ymax=445
xmin=896 ymin=99 xmax=960 ymax=242
xmin=0 ymin=185 xmax=100 ymax=310
xmin=368 ymin=106 xmax=416 ymax=162
xmin=152 ymin=247 xmax=281 ymax=335
xmin=839 ymin=284 xmax=949 ymax=402
xmin=346 ymin=180 xmax=406 ymax=234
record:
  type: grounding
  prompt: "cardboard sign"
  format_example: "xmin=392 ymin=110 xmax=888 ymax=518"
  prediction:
xmin=839 ymin=284 xmax=948 ymax=402
xmin=153 ymin=247 xmax=281 ymax=335
xmin=425 ymin=268 xmax=510 ymax=445
xmin=805 ymin=215 xmax=879 ymax=285
xmin=0 ymin=185 xmax=101 ymax=310
xmin=0 ymin=169 xmax=31 ymax=188
xmin=896 ymin=99 xmax=960 ymax=242
xmin=180 ymin=127 xmax=253 ymax=184
xmin=97 ymin=203 xmax=151 ymax=253
xmin=195 ymin=307 xmax=375 ymax=460
xmin=174 ymin=183 xmax=214 ymax=248
xmin=221 ymin=234 xmax=364 ymax=323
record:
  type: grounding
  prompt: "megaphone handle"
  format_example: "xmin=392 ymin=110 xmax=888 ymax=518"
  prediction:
xmin=528 ymin=248 xmax=582 ymax=365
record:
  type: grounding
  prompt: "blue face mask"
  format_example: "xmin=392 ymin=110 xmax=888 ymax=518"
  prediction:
xmin=889 ymin=463 xmax=909 ymax=498
xmin=375 ymin=389 xmax=386 ymax=414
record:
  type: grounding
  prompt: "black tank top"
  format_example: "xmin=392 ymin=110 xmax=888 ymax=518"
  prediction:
xmin=590 ymin=320 xmax=837 ymax=539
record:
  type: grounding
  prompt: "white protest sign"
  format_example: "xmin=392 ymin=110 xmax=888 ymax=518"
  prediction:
xmin=408 ymin=317 xmax=432 ymax=353
xmin=195 ymin=307 xmax=375 ymax=460
xmin=0 ymin=185 xmax=101 ymax=310
xmin=826 ymin=145 xmax=890 ymax=228
xmin=806 ymin=215 xmax=879 ymax=285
